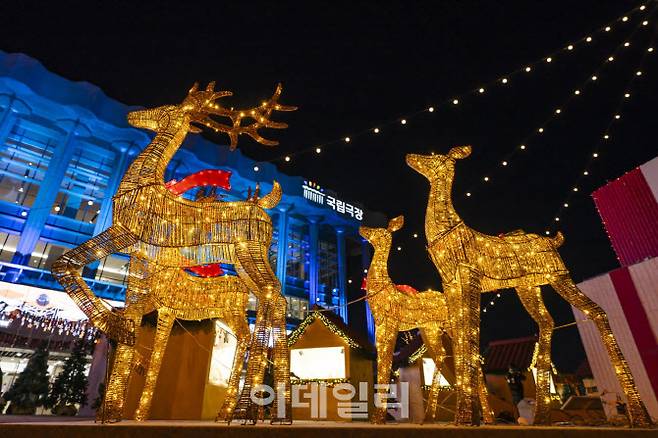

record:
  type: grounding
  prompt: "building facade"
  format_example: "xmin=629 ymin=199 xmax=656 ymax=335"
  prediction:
xmin=0 ymin=50 xmax=382 ymax=339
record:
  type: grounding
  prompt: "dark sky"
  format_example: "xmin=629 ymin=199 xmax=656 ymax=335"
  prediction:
xmin=2 ymin=1 xmax=656 ymax=372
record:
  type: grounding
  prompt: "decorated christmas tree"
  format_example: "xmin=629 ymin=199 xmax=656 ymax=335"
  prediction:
xmin=47 ymin=339 xmax=89 ymax=415
xmin=5 ymin=343 xmax=50 ymax=414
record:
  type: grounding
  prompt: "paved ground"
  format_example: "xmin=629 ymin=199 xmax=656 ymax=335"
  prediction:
xmin=0 ymin=418 xmax=655 ymax=438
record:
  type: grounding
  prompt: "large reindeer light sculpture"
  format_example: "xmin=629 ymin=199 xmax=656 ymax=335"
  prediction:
xmin=360 ymin=215 xmax=494 ymax=424
xmin=406 ymin=146 xmax=652 ymax=427
xmin=52 ymin=83 xmax=296 ymax=423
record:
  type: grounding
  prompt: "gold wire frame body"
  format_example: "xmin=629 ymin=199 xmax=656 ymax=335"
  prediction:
xmin=405 ymin=146 xmax=653 ymax=427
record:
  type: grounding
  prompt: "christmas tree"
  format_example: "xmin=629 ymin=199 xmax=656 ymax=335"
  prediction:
xmin=5 ymin=343 xmax=50 ymax=414
xmin=47 ymin=339 xmax=90 ymax=415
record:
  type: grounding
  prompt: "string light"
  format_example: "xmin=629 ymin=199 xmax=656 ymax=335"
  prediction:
xmin=373 ymin=127 xmax=380 ymax=133
xmin=285 ymin=156 xmax=291 ymax=162
xmin=262 ymin=2 xmax=650 ymax=166
xmin=401 ymin=119 xmax=407 ymax=125
xmin=462 ymin=7 xmax=653 ymax=200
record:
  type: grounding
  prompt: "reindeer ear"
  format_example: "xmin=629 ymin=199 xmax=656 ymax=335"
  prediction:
xmin=448 ymin=145 xmax=472 ymax=159
xmin=387 ymin=215 xmax=404 ymax=232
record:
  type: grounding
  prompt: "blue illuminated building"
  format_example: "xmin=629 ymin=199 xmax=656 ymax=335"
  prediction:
xmin=0 ymin=51 xmax=380 ymax=338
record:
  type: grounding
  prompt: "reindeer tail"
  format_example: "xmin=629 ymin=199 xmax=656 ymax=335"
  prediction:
xmin=257 ymin=181 xmax=282 ymax=209
xmin=551 ymin=231 xmax=565 ymax=248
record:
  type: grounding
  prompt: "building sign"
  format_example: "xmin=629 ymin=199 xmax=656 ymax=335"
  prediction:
xmin=302 ymin=181 xmax=364 ymax=220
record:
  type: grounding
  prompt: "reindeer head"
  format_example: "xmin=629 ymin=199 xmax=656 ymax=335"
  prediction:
xmin=359 ymin=215 xmax=404 ymax=251
xmin=405 ymin=146 xmax=471 ymax=182
xmin=127 ymin=82 xmax=296 ymax=150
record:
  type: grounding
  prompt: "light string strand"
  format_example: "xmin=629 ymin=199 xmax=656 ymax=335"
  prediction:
xmin=253 ymin=1 xmax=652 ymax=167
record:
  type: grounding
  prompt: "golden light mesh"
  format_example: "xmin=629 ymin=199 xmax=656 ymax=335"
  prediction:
xmin=360 ymin=216 xmax=493 ymax=424
xmin=52 ymin=82 xmax=295 ymax=423
xmin=406 ymin=145 xmax=653 ymax=427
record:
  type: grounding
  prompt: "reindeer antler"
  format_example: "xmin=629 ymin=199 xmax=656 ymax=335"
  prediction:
xmin=194 ymin=82 xmax=296 ymax=150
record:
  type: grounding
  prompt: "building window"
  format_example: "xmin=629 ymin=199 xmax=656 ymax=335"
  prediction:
xmin=285 ymin=295 xmax=309 ymax=320
xmin=0 ymin=232 xmax=19 ymax=262
xmin=94 ymin=255 xmax=129 ymax=284
xmin=286 ymin=223 xmax=309 ymax=281
xmin=319 ymin=238 xmax=337 ymax=290
xmin=0 ymin=120 xmax=58 ymax=208
xmin=29 ymin=240 xmax=70 ymax=270
xmin=54 ymin=145 xmax=113 ymax=225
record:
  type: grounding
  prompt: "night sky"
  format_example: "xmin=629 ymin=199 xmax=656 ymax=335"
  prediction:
xmin=2 ymin=1 xmax=656 ymax=372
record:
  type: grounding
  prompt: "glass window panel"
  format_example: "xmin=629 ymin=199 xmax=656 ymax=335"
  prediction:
xmin=0 ymin=120 xmax=57 ymax=207
xmin=95 ymin=255 xmax=129 ymax=284
xmin=29 ymin=240 xmax=69 ymax=270
xmin=0 ymin=232 xmax=19 ymax=262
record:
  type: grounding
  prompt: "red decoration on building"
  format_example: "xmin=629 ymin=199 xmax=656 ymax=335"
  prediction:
xmin=593 ymin=163 xmax=658 ymax=266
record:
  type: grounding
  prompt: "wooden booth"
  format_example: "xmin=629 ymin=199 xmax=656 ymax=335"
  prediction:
xmin=287 ymin=306 xmax=375 ymax=421
xmin=121 ymin=315 xmax=241 ymax=420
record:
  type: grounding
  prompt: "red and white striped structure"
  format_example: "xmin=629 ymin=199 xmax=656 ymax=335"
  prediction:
xmin=574 ymin=156 xmax=658 ymax=419
xmin=593 ymin=156 xmax=658 ymax=266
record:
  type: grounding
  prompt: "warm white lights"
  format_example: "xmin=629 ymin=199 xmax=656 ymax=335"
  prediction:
xmin=538 ymin=127 xmax=544 ymax=133
xmin=567 ymin=44 xmax=574 ymax=50
xmin=466 ymin=192 xmax=472 ymax=197
xmin=591 ymin=75 xmax=597 ymax=81
xmin=428 ymin=106 xmax=434 ymax=112
xmin=452 ymin=98 xmax=459 ymax=105
xmin=253 ymin=165 xmax=259 ymax=172
xmin=520 ymin=144 xmax=526 ymax=150
xmin=502 ymin=78 xmax=508 ymax=84
xmin=574 ymin=89 xmax=581 ymax=95
xmin=87 ymin=200 xmax=94 ymax=206
xmin=555 ymin=108 xmax=562 ymax=114
xmin=502 ymin=161 xmax=508 ymax=166
xmin=546 ymin=57 xmax=552 ymax=63
xmin=344 ymin=136 xmax=350 ymax=142
xmin=479 ymin=87 xmax=485 ymax=93
xmin=316 ymin=147 xmax=322 ymax=153
xmin=285 ymin=155 xmax=291 ymax=162
xmin=525 ymin=66 xmax=531 ymax=72
xmin=401 ymin=119 xmax=407 ymax=125
xmin=373 ymin=127 xmax=380 ymax=133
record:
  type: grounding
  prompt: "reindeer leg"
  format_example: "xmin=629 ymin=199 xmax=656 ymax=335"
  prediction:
xmin=477 ymin=365 xmax=495 ymax=424
xmin=99 ymin=313 xmax=143 ymax=422
xmin=372 ymin=320 xmax=398 ymax=424
xmin=52 ymin=224 xmax=137 ymax=344
xmin=516 ymin=285 xmax=554 ymax=425
xmin=134 ymin=310 xmax=175 ymax=421
xmin=233 ymin=241 xmax=290 ymax=423
xmin=270 ymin=294 xmax=292 ymax=424
xmin=419 ymin=325 xmax=446 ymax=423
xmin=551 ymin=276 xmax=653 ymax=428
xmin=216 ymin=311 xmax=250 ymax=422
xmin=449 ymin=264 xmax=483 ymax=425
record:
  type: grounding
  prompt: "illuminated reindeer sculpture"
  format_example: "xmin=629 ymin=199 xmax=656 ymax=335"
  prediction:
xmin=360 ymin=215 xmax=493 ymax=424
xmin=406 ymin=146 xmax=652 ymax=427
xmin=52 ymin=82 xmax=296 ymax=423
